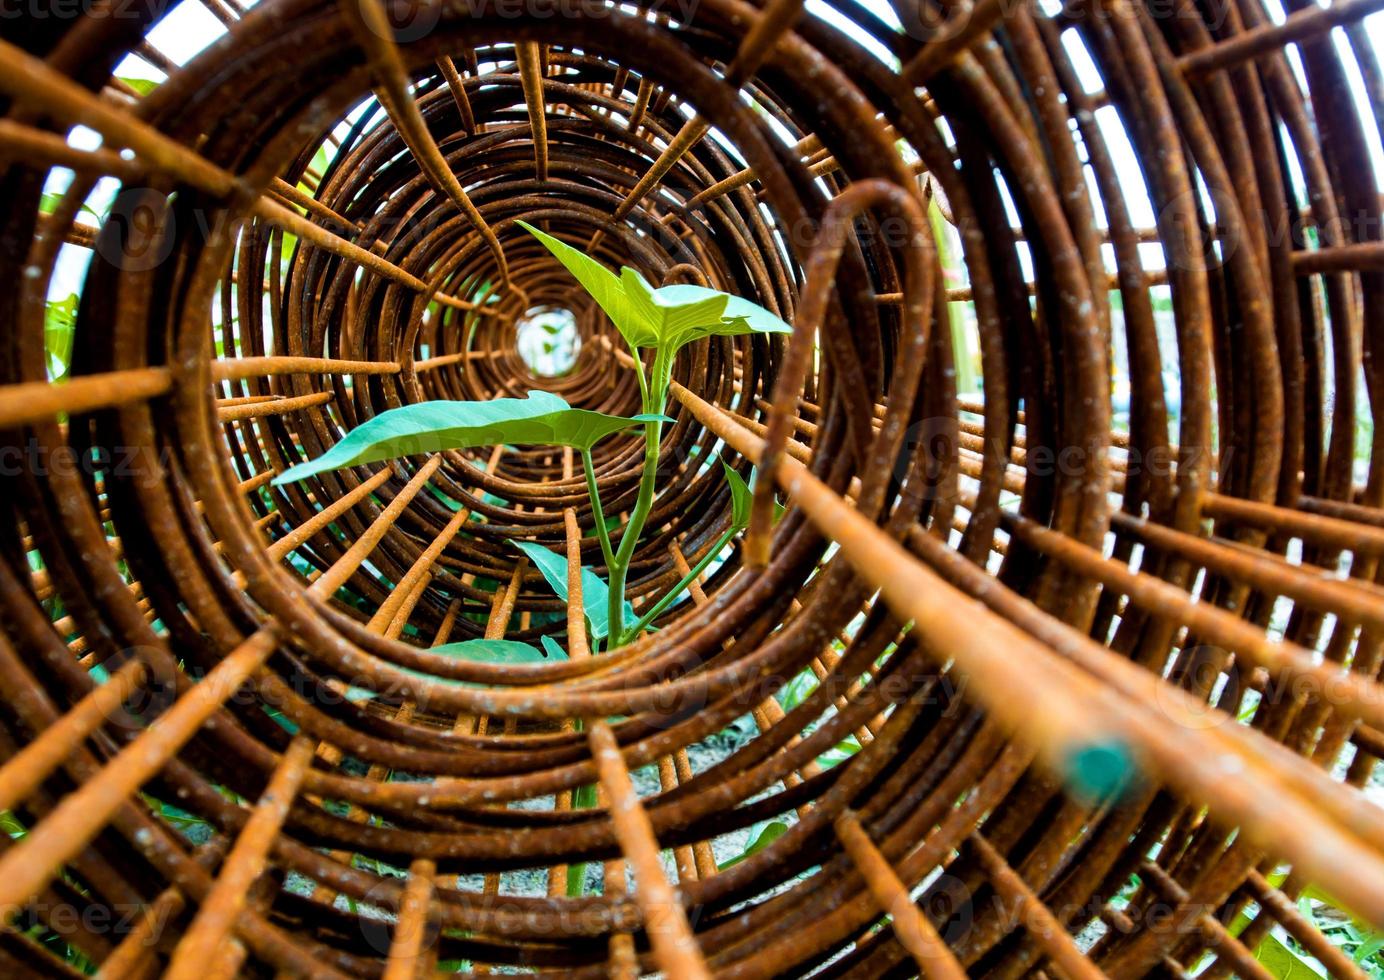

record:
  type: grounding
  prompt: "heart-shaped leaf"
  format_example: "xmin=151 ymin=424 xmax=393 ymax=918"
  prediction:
xmin=430 ymin=638 xmax=563 ymax=663
xmin=274 ymin=391 xmax=665 ymax=484
xmin=518 ymin=222 xmax=792 ymax=357
xmin=518 ymin=221 xmax=659 ymax=349
xmin=638 ymin=280 xmax=792 ymax=351
xmin=513 ymin=539 xmax=634 ymax=643
xmin=620 ymin=269 xmax=738 ymax=352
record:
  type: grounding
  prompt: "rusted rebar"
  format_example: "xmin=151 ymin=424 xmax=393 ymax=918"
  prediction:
xmin=2 ymin=0 xmax=1384 ymax=975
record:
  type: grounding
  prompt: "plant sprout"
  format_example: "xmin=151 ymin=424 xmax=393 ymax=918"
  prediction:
xmin=275 ymin=222 xmax=790 ymax=656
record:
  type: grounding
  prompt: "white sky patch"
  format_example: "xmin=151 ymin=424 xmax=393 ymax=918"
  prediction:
xmin=113 ymin=52 xmax=166 ymax=83
xmin=806 ymin=0 xmax=900 ymax=69
xmin=144 ymin=0 xmax=228 ymax=65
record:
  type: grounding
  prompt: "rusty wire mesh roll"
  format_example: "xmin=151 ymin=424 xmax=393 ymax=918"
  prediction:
xmin=2 ymin=0 xmax=1384 ymax=975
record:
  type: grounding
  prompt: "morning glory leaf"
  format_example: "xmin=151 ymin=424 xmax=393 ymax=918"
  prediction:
xmin=517 ymin=221 xmax=659 ymax=348
xmin=274 ymin=391 xmax=665 ymax=484
xmin=519 ymin=222 xmax=792 ymax=355
xmin=430 ymin=638 xmax=562 ymax=664
xmin=620 ymin=266 xmax=663 ymax=333
xmin=719 ymin=292 xmax=795 ymax=336
xmin=622 ymin=274 xmax=737 ymax=350
xmin=512 ymin=540 xmax=634 ymax=643
xmin=652 ymin=283 xmax=792 ymax=349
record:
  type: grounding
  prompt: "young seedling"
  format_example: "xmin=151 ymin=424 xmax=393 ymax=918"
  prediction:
xmin=275 ymin=222 xmax=790 ymax=657
xmin=515 ymin=222 xmax=789 ymax=644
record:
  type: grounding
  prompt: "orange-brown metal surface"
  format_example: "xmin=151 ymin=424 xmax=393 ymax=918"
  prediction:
xmin=1 ymin=0 xmax=1383 ymax=975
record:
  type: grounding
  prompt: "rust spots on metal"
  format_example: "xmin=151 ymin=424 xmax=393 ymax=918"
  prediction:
xmin=2 ymin=0 xmax=1384 ymax=974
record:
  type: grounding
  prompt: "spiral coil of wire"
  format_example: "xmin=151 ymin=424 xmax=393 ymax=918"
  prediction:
xmin=2 ymin=0 xmax=1384 ymax=975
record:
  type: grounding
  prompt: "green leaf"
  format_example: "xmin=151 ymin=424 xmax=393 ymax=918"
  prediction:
xmin=118 ymin=76 xmax=160 ymax=97
xmin=817 ymin=734 xmax=862 ymax=769
xmin=743 ymin=464 xmax=786 ymax=525
xmin=296 ymin=145 xmax=334 ymax=198
xmin=620 ymin=269 xmax=736 ymax=352
xmin=518 ymin=222 xmax=791 ymax=356
xmin=512 ymin=539 xmax=634 ymax=643
xmin=722 ymin=461 xmax=752 ymax=529
xmin=650 ymin=282 xmax=791 ymax=350
xmin=430 ymin=638 xmax=561 ymax=664
xmin=274 ymin=391 xmax=665 ymax=484
xmin=264 ymin=706 xmax=300 ymax=734
xmin=778 ymin=669 xmax=818 ymax=711
xmin=40 ymin=191 xmax=103 ymax=219
xmin=1254 ymin=931 xmax=1325 ymax=979
xmin=0 ymin=810 xmax=29 ymax=840
xmin=1285 ymin=885 xmax=1384 ymax=966
xmin=461 ymin=278 xmax=499 ymax=306
xmin=718 ymin=821 xmax=789 ymax=870
xmin=720 ymin=291 xmax=796 ymax=337
xmin=541 ymin=635 xmax=567 ymax=659
xmin=45 ymin=294 xmax=78 ymax=381
xmin=278 ymin=231 xmax=299 ymax=273
xmin=1353 ymin=931 xmax=1384 ymax=964
xmin=518 ymin=221 xmax=659 ymax=349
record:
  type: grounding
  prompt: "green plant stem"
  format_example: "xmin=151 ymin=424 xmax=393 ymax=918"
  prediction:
xmin=605 ymin=360 xmax=672 ymax=647
xmin=606 ymin=416 xmax=663 ymax=646
xmin=581 ymin=449 xmax=617 ymax=574
xmin=621 ymin=525 xmax=736 ymax=642
xmin=565 ymin=770 xmax=598 ymax=896
xmin=630 ymin=343 xmax=650 ymax=407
